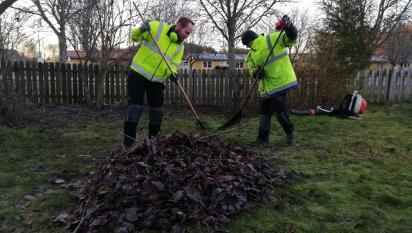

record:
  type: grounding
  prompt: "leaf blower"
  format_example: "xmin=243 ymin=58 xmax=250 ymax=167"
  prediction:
xmin=291 ymin=91 xmax=367 ymax=119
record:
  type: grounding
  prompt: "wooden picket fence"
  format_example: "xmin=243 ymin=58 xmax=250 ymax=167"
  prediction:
xmin=288 ymin=67 xmax=412 ymax=107
xmin=354 ymin=68 xmax=412 ymax=103
xmin=1 ymin=60 xmax=411 ymax=108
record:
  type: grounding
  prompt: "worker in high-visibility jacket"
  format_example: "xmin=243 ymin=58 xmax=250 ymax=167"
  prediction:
xmin=124 ymin=17 xmax=194 ymax=148
xmin=242 ymin=15 xmax=298 ymax=146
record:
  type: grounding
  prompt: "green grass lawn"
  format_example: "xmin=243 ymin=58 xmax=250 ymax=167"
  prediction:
xmin=0 ymin=104 xmax=411 ymax=233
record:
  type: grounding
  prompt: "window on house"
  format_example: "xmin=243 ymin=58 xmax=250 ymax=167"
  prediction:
xmin=203 ymin=61 xmax=212 ymax=69
xmin=235 ymin=61 xmax=244 ymax=68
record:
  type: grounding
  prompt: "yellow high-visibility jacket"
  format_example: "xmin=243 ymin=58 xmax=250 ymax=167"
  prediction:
xmin=130 ymin=21 xmax=184 ymax=82
xmin=246 ymin=32 xmax=298 ymax=97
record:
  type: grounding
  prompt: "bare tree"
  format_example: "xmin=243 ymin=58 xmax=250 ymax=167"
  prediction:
xmin=66 ymin=0 xmax=98 ymax=105
xmin=197 ymin=0 xmax=284 ymax=69
xmin=16 ymin=0 xmax=79 ymax=63
xmin=0 ymin=10 xmax=30 ymax=60
xmin=68 ymin=0 xmax=136 ymax=109
xmin=196 ymin=0 xmax=284 ymax=103
xmin=256 ymin=6 xmax=318 ymax=64
xmin=287 ymin=7 xmax=318 ymax=64
xmin=0 ymin=0 xmax=17 ymax=15
xmin=372 ymin=0 xmax=412 ymax=47
xmin=385 ymin=23 xmax=412 ymax=67
xmin=139 ymin=0 xmax=197 ymax=24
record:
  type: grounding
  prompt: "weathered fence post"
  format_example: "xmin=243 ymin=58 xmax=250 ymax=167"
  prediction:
xmin=72 ymin=64 xmax=78 ymax=103
xmin=43 ymin=62 xmax=50 ymax=104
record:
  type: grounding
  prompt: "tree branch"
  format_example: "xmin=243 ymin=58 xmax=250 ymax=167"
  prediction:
xmin=0 ymin=0 xmax=18 ymax=15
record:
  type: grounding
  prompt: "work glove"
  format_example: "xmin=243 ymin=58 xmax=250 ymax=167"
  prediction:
xmin=276 ymin=15 xmax=297 ymax=41
xmin=139 ymin=21 xmax=151 ymax=33
xmin=276 ymin=15 xmax=292 ymax=31
xmin=275 ymin=15 xmax=291 ymax=31
xmin=170 ymin=73 xmax=178 ymax=84
xmin=253 ymin=66 xmax=265 ymax=80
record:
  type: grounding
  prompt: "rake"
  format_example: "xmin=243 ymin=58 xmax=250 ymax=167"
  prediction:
xmin=218 ymin=29 xmax=285 ymax=130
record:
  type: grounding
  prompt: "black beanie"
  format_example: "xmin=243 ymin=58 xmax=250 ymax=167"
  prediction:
xmin=241 ymin=30 xmax=258 ymax=45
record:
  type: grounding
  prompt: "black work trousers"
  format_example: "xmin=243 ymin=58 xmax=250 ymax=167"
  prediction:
xmin=259 ymin=92 xmax=294 ymax=136
xmin=126 ymin=70 xmax=165 ymax=108
xmin=123 ymin=70 xmax=165 ymax=146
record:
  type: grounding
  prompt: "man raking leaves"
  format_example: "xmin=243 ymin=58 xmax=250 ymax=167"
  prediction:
xmin=124 ymin=4 xmax=206 ymax=148
xmin=221 ymin=15 xmax=299 ymax=146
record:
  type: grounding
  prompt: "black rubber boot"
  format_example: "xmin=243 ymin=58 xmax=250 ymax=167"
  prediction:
xmin=249 ymin=130 xmax=269 ymax=146
xmin=124 ymin=121 xmax=138 ymax=148
xmin=287 ymin=131 xmax=297 ymax=145
xmin=149 ymin=123 xmax=161 ymax=138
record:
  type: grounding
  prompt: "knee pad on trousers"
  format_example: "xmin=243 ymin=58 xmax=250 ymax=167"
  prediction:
xmin=127 ymin=104 xmax=144 ymax=123
xmin=259 ymin=114 xmax=271 ymax=131
xmin=149 ymin=107 xmax=163 ymax=125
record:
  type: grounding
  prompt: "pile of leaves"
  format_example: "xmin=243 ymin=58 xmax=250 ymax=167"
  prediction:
xmin=71 ymin=133 xmax=291 ymax=233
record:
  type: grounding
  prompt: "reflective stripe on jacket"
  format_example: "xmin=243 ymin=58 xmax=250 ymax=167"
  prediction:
xmin=130 ymin=21 xmax=184 ymax=83
xmin=246 ymin=32 xmax=298 ymax=97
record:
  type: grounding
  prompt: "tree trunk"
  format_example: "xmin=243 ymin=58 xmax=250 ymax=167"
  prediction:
xmin=0 ymin=0 xmax=18 ymax=15
xmin=95 ymin=65 xmax=108 ymax=109
xmin=79 ymin=63 xmax=93 ymax=105
xmin=58 ymin=29 xmax=68 ymax=63
xmin=227 ymin=28 xmax=241 ymax=106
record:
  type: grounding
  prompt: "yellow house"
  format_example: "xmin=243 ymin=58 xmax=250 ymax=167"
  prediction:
xmin=187 ymin=53 xmax=247 ymax=70
xmin=369 ymin=55 xmax=412 ymax=70
xmin=369 ymin=55 xmax=391 ymax=70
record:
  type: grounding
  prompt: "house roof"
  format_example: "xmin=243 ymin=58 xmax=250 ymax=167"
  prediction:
xmin=67 ymin=48 xmax=137 ymax=60
xmin=195 ymin=53 xmax=247 ymax=61
xmin=68 ymin=50 xmax=248 ymax=64
xmin=67 ymin=51 xmax=86 ymax=59
xmin=370 ymin=55 xmax=388 ymax=63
